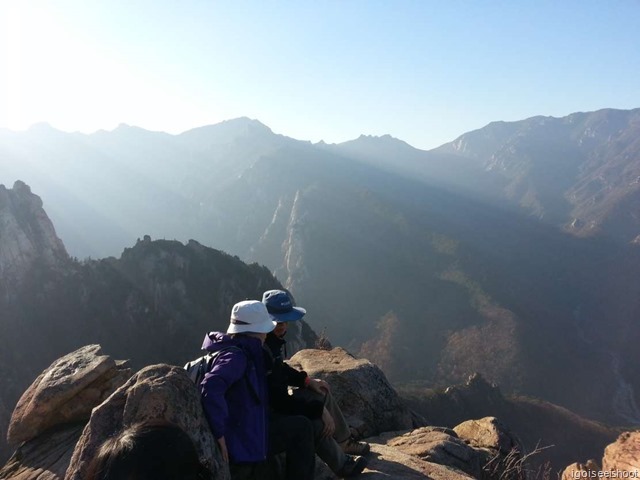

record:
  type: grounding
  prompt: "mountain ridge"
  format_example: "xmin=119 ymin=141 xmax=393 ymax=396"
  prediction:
xmin=1 ymin=108 xmax=639 ymax=432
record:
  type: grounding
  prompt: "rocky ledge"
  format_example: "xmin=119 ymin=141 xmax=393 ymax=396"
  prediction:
xmin=2 ymin=345 xmax=623 ymax=480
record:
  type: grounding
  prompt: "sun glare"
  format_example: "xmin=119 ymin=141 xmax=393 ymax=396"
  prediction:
xmin=1 ymin=3 xmax=25 ymax=130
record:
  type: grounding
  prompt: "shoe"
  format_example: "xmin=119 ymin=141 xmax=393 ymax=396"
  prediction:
xmin=340 ymin=437 xmax=371 ymax=455
xmin=336 ymin=455 xmax=367 ymax=478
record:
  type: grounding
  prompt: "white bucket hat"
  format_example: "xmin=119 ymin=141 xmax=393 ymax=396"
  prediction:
xmin=227 ymin=300 xmax=277 ymax=334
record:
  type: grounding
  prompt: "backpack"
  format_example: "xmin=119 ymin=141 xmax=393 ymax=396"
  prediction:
xmin=184 ymin=347 xmax=261 ymax=402
xmin=184 ymin=346 xmax=242 ymax=386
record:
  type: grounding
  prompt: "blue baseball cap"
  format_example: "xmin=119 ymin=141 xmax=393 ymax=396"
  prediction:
xmin=262 ymin=290 xmax=306 ymax=322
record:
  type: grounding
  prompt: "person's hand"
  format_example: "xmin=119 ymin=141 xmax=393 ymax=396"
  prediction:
xmin=321 ymin=407 xmax=336 ymax=438
xmin=307 ymin=378 xmax=330 ymax=395
xmin=217 ymin=436 xmax=229 ymax=463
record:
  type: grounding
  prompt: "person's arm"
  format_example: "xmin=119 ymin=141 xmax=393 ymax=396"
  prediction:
xmin=282 ymin=362 xmax=309 ymax=388
xmin=282 ymin=362 xmax=331 ymax=395
xmin=201 ymin=350 xmax=247 ymax=446
xmin=306 ymin=377 xmax=330 ymax=395
xmin=320 ymin=407 xmax=336 ymax=438
xmin=217 ymin=436 xmax=229 ymax=463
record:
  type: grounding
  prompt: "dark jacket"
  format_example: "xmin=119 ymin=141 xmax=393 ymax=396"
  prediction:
xmin=265 ymin=333 xmax=324 ymax=419
xmin=200 ymin=332 xmax=269 ymax=464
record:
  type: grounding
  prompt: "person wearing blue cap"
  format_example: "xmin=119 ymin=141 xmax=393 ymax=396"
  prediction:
xmin=263 ymin=289 xmax=370 ymax=477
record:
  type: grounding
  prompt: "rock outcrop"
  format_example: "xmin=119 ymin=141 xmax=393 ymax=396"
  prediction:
xmin=561 ymin=431 xmax=640 ymax=479
xmin=453 ymin=417 xmax=522 ymax=456
xmin=65 ymin=363 xmax=227 ymax=480
xmin=0 ymin=181 xmax=68 ymax=286
xmin=369 ymin=420 xmax=523 ymax=480
xmin=2 ymin=345 xmax=532 ymax=480
xmin=7 ymin=345 xmax=131 ymax=447
xmin=1 ymin=345 xmax=131 ymax=480
xmin=288 ymin=347 xmax=416 ymax=437
xmin=402 ymin=373 xmax=620 ymax=472
xmin=602 ymin=432 xmax=640 ymax=475
xmin=355 ymin=442 xmax=475 ymax=480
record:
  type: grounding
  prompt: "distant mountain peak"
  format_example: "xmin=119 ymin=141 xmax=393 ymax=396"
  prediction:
xmin=356 ymin=133 xmax=400 ymax=142
xmin=184 ymin=117 xmax=273 ymax=135
xmin=113 ymin=123 xmax=159 ymax=134
xmin=337 ymin=133 xmax=417 ymax=151
xmin=178 ymin=117 xmax=277 ymax=147
xmin=26 ymin=122 xmax=61 ymax=136
xmin=221 ymin=116 xmax=272 ymax=131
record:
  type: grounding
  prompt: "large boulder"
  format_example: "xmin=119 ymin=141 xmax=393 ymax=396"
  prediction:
xmin=368 ymin=419 xmax=524 ymax=480
xmin=602 ymin=432 xmax=640 ymax=475
xmin=2 ymin=345 xmax=131 ymax=480
xmin=454 ymin=417 xmax=524 ymax=480
xmin=7 ymin=345 xmax=131 ymax=446
xmin=376 ymin=427 xmax=485 ymax=478
xmin=359 ymin=442 xmax=474 ymax=480
xmin=64 ymin=364 xmax=227 ymax=480
xmin=316 ymin=433 xmax=476 ymax=480
xmin=288 ymin=348 xmax=415 ymax=437
xmin=453 ymin=417 xmax=522 ymax=455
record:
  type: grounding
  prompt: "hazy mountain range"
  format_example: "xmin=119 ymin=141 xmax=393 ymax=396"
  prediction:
xmin=1 ymin=108 xmax=639 ymax=431
xmin=0 ymin=181 xmax=310 ymax=461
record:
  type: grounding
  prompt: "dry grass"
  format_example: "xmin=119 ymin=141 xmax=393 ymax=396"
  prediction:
xmin=483 ymin=444 xmax=557 ymax=480
xmin=314 ymin=327 xmax=332 ymax=350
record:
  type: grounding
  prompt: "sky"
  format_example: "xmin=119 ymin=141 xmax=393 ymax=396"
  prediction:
xmin=0 ymin=1 xmax=639 ymax=150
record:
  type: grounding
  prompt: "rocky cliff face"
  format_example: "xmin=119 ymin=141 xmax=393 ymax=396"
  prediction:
xmin=0 ymin=181 xmax=68 ymax=288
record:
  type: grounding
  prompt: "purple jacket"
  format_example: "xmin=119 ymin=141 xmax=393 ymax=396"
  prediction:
xmin=200 ymin=332 xmax=269 ymax=464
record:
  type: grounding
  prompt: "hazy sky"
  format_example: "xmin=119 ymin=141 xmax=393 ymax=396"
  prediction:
xmin=1 ymin=1 xmax=638 ymax=150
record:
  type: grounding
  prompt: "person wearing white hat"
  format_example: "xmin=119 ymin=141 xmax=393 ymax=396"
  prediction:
xmin=199 ymin=300 xmax=317 ymax=479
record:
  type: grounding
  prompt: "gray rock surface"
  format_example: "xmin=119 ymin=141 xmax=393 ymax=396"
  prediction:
xmin=64 ymin=363 xmax=228 ymax=480
xmin=7 ymin=345 xmax=131 ymax=446
xmin=372 ymin=427 xmax=485 ymax=478
xmin=362 ymin=442 xmax=474 ymax=480
xmin=0 ymin=425 xmax=83 ymax=480
xmin=312 ymin=439 xmax=475 ymax=480
xmin=368 ymin=420 xmax=523 ymax=480
xmin=288 ymin=347 xmax=416 ymax=437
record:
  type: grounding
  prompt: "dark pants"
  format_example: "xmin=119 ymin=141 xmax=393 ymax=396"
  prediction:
xmin=229 ymin=462 xmax=274 ymax=480
xmin=269 ymin=413 xmax=316 ymax=480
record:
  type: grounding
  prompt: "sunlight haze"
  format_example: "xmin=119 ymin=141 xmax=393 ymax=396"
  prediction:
xmin=1 ymin=0 xmax=638 ymax=149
